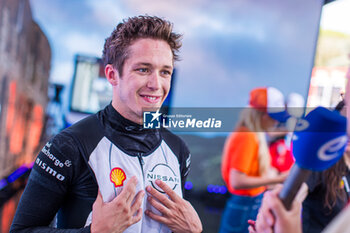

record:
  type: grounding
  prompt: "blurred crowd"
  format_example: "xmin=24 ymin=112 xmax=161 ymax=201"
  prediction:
xmin=220 ymin=86 xmax=350 ymax=233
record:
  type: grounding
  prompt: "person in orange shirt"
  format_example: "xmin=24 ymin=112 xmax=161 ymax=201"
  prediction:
xmin=220 ymin=87 xmax=289 ymax=233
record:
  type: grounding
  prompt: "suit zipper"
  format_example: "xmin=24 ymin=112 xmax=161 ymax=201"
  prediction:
xmin=137 ymin=153 xmax=145 ymax=181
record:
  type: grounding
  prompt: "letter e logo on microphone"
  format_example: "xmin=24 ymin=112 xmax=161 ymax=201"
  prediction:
xmin=318 ymin=136 xmax=347 ymax=161
xmin=294 ymin=119 xmax=310 ymax=131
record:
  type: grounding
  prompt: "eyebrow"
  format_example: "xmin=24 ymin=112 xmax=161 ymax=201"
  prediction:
xmin=134 ymin=63 xmax=173 ymax=69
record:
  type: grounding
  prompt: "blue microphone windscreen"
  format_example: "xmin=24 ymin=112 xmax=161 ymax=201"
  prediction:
xmin=292 ymin=107 xmax=347 ymax=171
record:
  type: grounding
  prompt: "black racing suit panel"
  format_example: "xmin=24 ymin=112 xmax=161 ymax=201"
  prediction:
xmin=10 ymin=104 xmax=191 ymax=232
xmin=10 ymin=129 xmax=94 ymax=232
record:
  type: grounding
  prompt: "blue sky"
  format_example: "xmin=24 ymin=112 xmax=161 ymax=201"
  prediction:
xmin=29 ymin=0 xmax=347 ymax=108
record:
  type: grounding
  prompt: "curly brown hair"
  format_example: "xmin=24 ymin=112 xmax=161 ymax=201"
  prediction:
xmin=102 ymin=15 xmax=182 ymax=76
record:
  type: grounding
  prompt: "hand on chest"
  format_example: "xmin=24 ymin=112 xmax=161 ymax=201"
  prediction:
xmin=89 ymin=138 xmax=183 ymax=202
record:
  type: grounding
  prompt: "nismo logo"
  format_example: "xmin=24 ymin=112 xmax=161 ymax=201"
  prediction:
xmin=146 ymin=163 xmax=180 ymax=193
xmin=36 ymin=157 xmax=65 ymax=181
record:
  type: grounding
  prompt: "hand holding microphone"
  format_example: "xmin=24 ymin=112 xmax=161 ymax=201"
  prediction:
xmin=251 ymin=107 xmax=347 ymax=233
xmin=278 ymin=106 xmax=347 ymax=210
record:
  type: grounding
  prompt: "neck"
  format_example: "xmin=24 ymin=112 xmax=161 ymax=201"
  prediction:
xmin=111 ymin=101 xmax=143 ymax=125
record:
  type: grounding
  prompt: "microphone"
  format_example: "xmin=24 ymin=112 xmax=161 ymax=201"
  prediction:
xmin=278 ymin=106 xmax=347 ymax=210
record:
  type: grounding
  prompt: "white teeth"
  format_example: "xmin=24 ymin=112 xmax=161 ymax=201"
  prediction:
xmin=145 ymin=96 xmax=157 ymax=100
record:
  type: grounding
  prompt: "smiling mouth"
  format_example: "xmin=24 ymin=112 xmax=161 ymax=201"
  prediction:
xmin=140 ymin=95 xmax=162 ymax=103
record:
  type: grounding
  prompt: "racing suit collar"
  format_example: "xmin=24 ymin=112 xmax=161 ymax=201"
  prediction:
xmin=99 ymin=103 xmax=162 ymax=156
xmin=104 ymin=103 xmax=153 ymax=133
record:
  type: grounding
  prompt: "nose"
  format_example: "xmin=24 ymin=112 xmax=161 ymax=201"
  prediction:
xmin=147 ymin=72 xmax=161 ymax=90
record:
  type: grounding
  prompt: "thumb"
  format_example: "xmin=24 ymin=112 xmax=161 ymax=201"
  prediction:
xmin=289 ymin=198 xmax=302 ymax=214
xmin=93 ymin=190 xmax=104 ymax=207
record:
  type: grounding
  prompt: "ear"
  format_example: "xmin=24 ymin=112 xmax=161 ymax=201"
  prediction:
xmin=105 ymin=64 xmax=119 ymax=86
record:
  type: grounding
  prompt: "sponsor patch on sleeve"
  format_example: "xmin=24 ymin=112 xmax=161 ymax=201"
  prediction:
xmin=34 ymin=141 xmax=73 ymax=182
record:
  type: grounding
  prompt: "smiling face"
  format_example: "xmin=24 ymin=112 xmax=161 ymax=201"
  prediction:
xmin=106 ymin=38 xmax=173 ymax=124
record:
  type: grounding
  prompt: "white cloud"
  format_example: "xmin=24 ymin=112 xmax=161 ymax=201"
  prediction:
xmin=85 ymin=0 xmax=130 ymax=28
xmin=172 ymin=45 xmax=252 ymax=107
xmin=62 ymin=33 xmax=104 ymax=57
xmin=120 ymin=0 xmax=266 ymax=41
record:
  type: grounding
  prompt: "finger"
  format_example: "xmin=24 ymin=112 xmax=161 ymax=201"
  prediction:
xmin=259 ymin=186 xmax=282 ymax=225
xmin=154 ymin=180 xmax=179 ymax=201
xmin=96 ymin=190 xmax=103 ymax=202
xmin=146 ymin=185 xmax=173 ymax=209
xmin=255 ymin=212 xmax=265 ymax=232
xmin=117 ymin=176 xmax=138 ymax=204
xmin=145 ymin=209 xmax=168 ymax=225
xmin=290 ymin=197 xmax=302 ymax=215
xmin=257 ymin=191 xmax=270 ymax=215
xmin=130 ymin=208 xmax=143 ymax=225
xmin=271 ymin=184 xmax=283 ymax=194
xmin=261 ymin=190 xmax=271 ymax=206
xmin=130 ymin=190 xmax=145 ymax=214
xmin=264 ymin=210 xmax=275 ymax=227
xmin=247 ymin=220 xmax=257 ymax=233
xmin=248 ymin=225 xmax=256 ymax=233
xmin=147 ymin=195 xmax=170 ymax=216
xmin=256 ymin=203 xmax=273 ymax=232
xmin=266 ymin=191 xmax=286 ymax=221
xmin=260 ymin=194 xmax=275 ymax=227
xmin=256 ymin=217 xmax=273 ymax=233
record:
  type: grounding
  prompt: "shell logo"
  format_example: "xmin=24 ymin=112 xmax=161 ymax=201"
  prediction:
xmin=110 ymin=167 xmax=126 ymax=188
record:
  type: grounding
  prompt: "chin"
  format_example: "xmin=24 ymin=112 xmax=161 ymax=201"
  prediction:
xmin=149 ymin=102 xmax=163 ymax=109
xmin=141 ymin=105 xmax=161 ymax=111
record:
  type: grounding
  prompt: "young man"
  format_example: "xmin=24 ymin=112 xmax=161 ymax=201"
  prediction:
xmin=10 ymin=16 xmax=202 ymax=233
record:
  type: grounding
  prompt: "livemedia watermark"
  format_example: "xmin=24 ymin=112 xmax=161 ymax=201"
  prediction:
xmin=142 ymin=107 xmax=347 ymax=133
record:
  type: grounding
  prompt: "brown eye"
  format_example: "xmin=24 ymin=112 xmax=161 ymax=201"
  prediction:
xmin=161 ymin=70 xmax=172 ymax=76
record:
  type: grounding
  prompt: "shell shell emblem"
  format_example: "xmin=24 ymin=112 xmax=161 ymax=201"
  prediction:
xmin=110 ymin=167 xmax=126 ymax=188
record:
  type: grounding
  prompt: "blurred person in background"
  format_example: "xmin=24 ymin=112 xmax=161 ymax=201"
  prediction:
xmin=220 ymin=87 xmax=289 ymax=233
xmin=297 ymin=100 xmax=350 ymax=233
xmin=267 ymin=92 xmax=305 ymax=176
xmin=268 ymin=130 xmax=294 ymax=174
xmin=249 ymin=99 xmax=350 ymax=233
